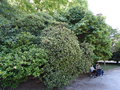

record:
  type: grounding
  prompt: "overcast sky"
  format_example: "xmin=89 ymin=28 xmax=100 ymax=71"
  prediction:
xmin=88 ymin=0 xmax=120 ymax=30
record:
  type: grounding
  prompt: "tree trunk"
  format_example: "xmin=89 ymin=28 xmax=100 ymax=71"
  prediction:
xmin=104 ymin=60 xmax=106 ymax=65
xmin=104 ymin=60 xmax=106 ymax=69
xmin=116 ymin=60 xmax=119 ymax=64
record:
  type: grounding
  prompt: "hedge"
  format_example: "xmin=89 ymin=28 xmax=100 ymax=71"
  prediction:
xmin=0 ymin=13 xmax=53 ymax=87
xmin=0 ymin=12 xmax=94 ymax=89
xmin=80 ymin=42 xmax=94 ymax=73
xmin=40 ymin=23 xmax=83 ymax=88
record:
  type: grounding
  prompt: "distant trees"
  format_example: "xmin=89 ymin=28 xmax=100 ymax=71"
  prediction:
xmin=112 ymin=40 xmax=120 ymax=64
xmin=112 ymin=50 xmax=120 ymax=64
xmin=110 ymin=29 xmax=120 ymax=64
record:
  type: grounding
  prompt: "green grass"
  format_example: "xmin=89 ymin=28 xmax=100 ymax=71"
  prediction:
xmin=101 ymin=64 xmax=120 ymax=70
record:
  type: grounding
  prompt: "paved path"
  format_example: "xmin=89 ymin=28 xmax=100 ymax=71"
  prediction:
xmin=64 ymin=67 xmax=120 ymax=90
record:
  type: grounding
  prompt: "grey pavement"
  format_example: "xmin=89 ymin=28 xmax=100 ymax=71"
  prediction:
xmin=64 ymin=67 xmax=120 ymax=90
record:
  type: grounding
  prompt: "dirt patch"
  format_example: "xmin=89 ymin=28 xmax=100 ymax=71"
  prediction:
xmin=0 ymin=78 xmax=46 ymax=90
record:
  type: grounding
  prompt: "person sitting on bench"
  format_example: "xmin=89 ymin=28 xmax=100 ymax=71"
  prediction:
xmin=90 ymin=65 xmax=97 ymax=77
xmin=96 ymin=63 xmax=104 ymax=76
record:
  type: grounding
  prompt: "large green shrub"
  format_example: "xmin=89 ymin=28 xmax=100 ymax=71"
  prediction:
xmin=40 ymin=23 xmax=83 ymax=88
xmin=0 ymin=15 xmax=10 ymax=26
xmin=80 ymin=42 xmax=94 ymax=73
xmin=0 ymin=32 xmax=48 ymax=87
xmin=0 ymin=13 xmax=53 ymax=45
xmin=0 ymin=13 xmax=53 ymax=87
xmin=0 ymin=44 xmax=48 ymax=87
xmin=0 ymin=0 xmax=26 ymax=22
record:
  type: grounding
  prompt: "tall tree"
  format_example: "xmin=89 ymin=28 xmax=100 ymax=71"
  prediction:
xmin=60 ymin=7 xmax=113 ymax=61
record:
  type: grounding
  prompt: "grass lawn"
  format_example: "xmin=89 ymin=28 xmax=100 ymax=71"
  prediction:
xmin=101 ymin=64 xmax=120 ymax=70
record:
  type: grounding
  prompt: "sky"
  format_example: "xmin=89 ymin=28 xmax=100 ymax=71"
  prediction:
xmin=88 ymin=0 xmax=120 ymax=30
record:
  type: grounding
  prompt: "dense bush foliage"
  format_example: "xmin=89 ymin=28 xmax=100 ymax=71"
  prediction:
xmin=80 ymin=42 xmax=94 ymax=72
xmin=0 ymin=0 xmax=25 ymax=21
xmin=0 ymin=45 xmax=48 ymax=87
xmin=40 ymin=24 xmax=83 ymax=88
xmin=0 ymin=13 xmax=53 ymax=87
xmin=0 ymin=15 xmax=10 ymax=26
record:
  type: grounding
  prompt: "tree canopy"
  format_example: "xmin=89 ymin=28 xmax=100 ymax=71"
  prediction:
xmin=56 ymin=7 xmax=113 ymax=61
xmin=6 ymin=0 xmax=88 ymax=14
